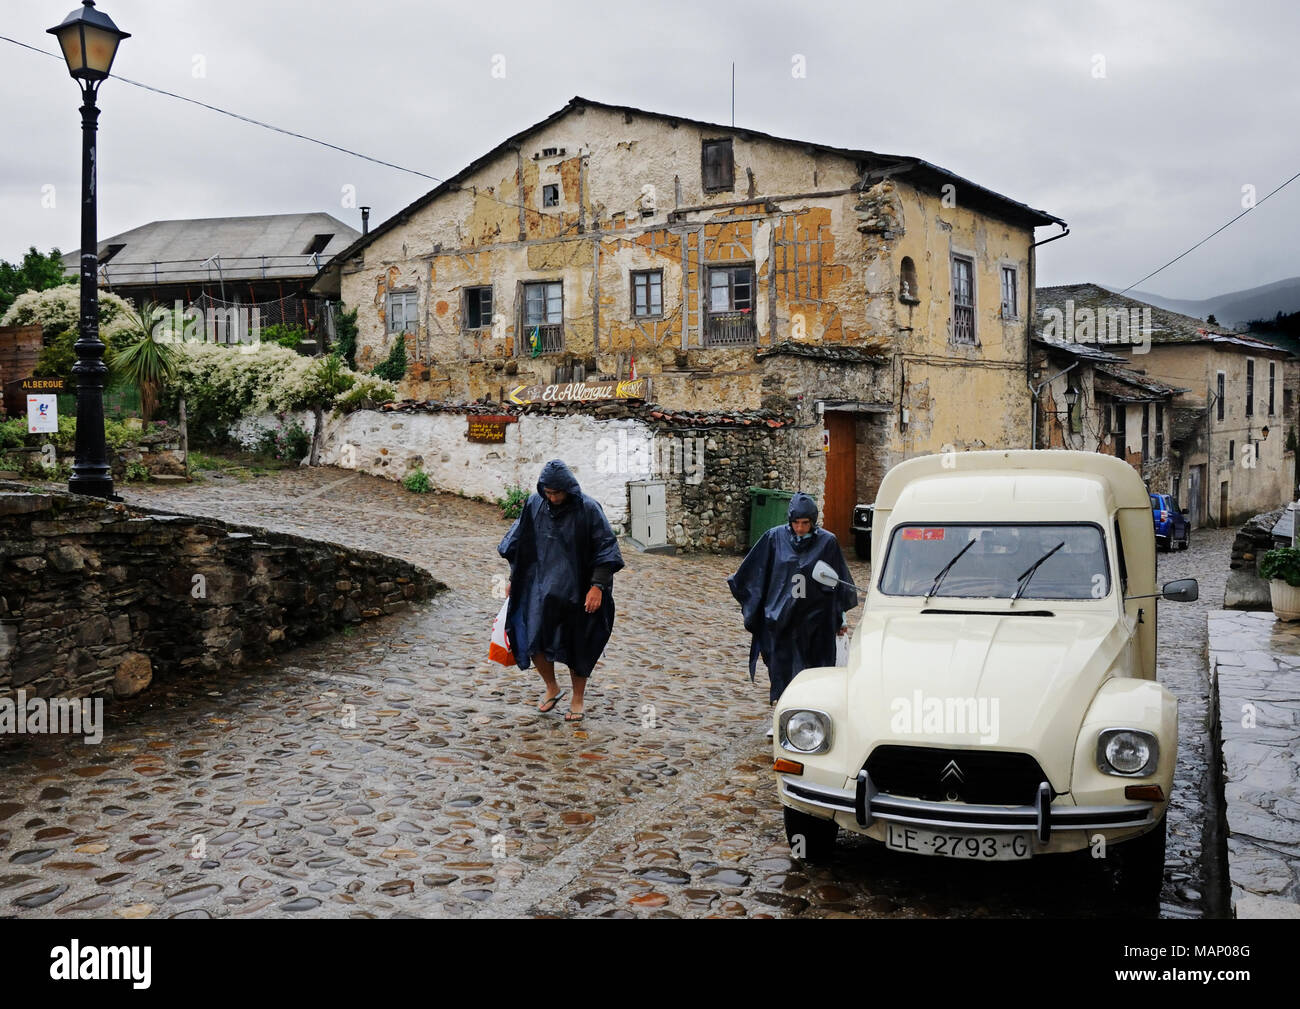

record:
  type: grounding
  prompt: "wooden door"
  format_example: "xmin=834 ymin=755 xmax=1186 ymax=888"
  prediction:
xmin=1186 ymin=465 xmax=1203 ymax=528
xmin=1220 ymin=481 xmax=1230 ymax=528
xmin=823 ymin=412 xmax=856 ymax=546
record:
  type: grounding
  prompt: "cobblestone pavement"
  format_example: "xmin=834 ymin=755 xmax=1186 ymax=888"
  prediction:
xmin=0 ymin=469 xmax=1229 ymax=918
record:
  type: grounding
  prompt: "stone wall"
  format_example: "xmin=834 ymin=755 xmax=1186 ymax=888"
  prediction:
xmin=1224 ymin=506 xmax=1285 ymax=610
xmin=0 ymin=483 xmax=442 ymax=707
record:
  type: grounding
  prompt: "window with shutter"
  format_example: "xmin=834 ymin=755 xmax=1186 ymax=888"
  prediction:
xmin=702 ymin=139 xmax=734 ymax=192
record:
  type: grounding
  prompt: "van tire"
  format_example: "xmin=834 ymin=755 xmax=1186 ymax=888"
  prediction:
xmin=783 ymin=806 xmax=838 ymax=864
xmin=1113 ymin=815 xmax=1167 ymax=903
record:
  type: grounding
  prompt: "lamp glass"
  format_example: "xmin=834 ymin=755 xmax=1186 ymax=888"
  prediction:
xmin=81 ymin=23 xmax=121 ymax=75
xmin=55 ymin=26 xmax=84 ymax=73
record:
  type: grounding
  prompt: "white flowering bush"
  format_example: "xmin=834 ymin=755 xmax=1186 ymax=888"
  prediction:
xmin=157 ymin=343 xmax=395 ymax=444
xmin=1 ymin=285 xmax=135 ymax=342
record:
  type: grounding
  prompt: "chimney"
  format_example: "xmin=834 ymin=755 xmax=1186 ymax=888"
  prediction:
xmin=360 ymin=207 xmax=371 ymax=235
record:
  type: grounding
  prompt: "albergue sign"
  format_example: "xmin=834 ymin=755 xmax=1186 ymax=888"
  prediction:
xmin=507 ymin=378 xmax=650 ymax=406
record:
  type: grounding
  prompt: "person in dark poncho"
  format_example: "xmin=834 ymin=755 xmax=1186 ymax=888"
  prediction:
xmin=498 ymin=460 xmax=625 ymax=722
xmin=728 ymin=492 xmax=858 ymax=735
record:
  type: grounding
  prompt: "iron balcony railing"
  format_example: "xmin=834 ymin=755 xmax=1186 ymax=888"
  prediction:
xmin=703 ymin=310 xmax=756 ymax=347
xmin=517 ymin=322 xmax=564 ymax=356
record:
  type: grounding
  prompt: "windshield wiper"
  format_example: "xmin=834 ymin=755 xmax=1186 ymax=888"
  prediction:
xmin=1011 ymin=542 xmax=1064 ymax=603
xmin=924 ymin=538 xmax=977 ymax=603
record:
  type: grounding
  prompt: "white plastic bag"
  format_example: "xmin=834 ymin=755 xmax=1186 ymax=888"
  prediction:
xmin=489 ymin=600 xmax=515 ymax=665
xmin=835 ymin=633 xmax=849 ymax=668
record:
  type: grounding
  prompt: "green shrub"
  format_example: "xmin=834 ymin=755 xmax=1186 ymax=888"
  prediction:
xmin=497 ymin=485 xmax=529 ymax=520
xmin=262 ymin=322 xmax=307 ymax=350
xmin=0 ymin=418 xmax=26 ymax=451
xmin=372 ymin=335 xmax=407 ymax=382
xmin=402 ymin=469 xmax=431 ymax=494
xmin=1260 ymin=546 xmax=1300 ymax=587
xmin=254 ymin=415 xmax=311 ymax=462
xmin=333 ymin=304 xmax=359 ymax=369
xmin=124 ymin=461 xmax=150 ymax=482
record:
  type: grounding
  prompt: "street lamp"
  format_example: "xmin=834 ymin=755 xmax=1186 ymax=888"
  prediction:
xmin=47 ymin=1 xmax=130 ymax=498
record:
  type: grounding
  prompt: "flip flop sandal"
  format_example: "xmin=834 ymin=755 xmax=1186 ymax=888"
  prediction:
xmin=538 ymin=690 xmax=565 ymax=713
xmin=563 ymin=711 xmax=585 ymax=722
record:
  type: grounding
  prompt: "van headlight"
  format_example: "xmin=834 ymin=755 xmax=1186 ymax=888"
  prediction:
xmin=1097 ymin=729 xmax=1158 ymax=776
xmin=780 ymin=710 xmax=832 ymax=754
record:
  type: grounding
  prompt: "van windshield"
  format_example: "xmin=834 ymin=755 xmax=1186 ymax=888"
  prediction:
xmin=878 ymin=523 xmax=1110 ymax=600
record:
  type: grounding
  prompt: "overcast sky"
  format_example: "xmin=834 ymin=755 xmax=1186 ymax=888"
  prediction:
xmin=2 ymin=0 xmax=1296 ymax=299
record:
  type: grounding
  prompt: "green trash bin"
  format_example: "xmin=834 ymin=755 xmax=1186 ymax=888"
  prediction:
xmin=748 ymin=487 xmax=795 ymax=549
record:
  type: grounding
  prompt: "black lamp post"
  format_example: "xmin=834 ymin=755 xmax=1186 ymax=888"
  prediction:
xmin=47 ymin=1 xmax=130 ymax=498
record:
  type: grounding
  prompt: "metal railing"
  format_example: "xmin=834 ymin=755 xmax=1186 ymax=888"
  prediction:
xmin=703 ymin=311 xmax=757 ymax=346
xmin=517 ymin=323 xmax=564 ymax=356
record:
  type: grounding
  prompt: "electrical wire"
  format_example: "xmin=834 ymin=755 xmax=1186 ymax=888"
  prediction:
xmin=1118 ymin=168 xmax=1300 ymax=295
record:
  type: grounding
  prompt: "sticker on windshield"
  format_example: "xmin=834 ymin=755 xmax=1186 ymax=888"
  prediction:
xmin=902 ymin=527 xmax=946 ymax=541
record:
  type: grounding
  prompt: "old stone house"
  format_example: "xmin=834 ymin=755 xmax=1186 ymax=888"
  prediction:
xmin=1037 ymin=284 xmax=1297 ymax=527
xmin=1032 ymin=336 xmax=1181 ymax=495
xmin=314 ymin=97 xmax=1066 ymax=550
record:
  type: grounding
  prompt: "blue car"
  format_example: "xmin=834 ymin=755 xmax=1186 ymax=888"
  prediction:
xmin=1151 ymin=493 xmax=1190 ymax=551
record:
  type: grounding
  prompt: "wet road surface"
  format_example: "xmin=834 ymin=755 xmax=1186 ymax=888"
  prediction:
xmin=0 ymin=469 xmax=1229 ymax=917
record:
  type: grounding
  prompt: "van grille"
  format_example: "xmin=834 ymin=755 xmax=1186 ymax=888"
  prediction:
xmin=864 ymin=745 xmax=1051 ymax=805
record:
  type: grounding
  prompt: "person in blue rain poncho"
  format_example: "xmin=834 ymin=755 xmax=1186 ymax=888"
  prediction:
xmin=498 ymin=460 xmax=625 ymax=722
xmin=728 ymin=492 xmax=858 ymax=733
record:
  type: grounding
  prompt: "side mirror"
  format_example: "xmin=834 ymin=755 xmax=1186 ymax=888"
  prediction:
xmin=1162 ymin=578 xmax=1198 ymax=602
xmin=812 ymin=559 xmax=841 ymax=588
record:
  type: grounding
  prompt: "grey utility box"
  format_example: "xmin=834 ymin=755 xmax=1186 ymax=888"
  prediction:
xmin=627 ymin=480 xmax=668 ymax=551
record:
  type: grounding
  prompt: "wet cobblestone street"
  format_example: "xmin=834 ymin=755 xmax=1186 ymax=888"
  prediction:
xmin=0 ymin=468 xmax=1230 ymax=918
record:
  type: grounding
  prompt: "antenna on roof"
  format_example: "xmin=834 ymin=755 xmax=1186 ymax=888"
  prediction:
xmin=731 ymin=62 xmax=735 ymax=128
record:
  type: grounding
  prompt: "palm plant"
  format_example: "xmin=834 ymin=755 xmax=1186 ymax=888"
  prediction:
xmin=112 ymin=301 xmax=179 ymax=423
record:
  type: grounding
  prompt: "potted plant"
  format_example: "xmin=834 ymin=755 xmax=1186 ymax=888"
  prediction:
xmin=1258 ymin=546 xmax=1300 ymax=620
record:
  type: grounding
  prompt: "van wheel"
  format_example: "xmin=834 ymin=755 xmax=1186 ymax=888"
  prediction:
xmin=783 ymin=806 xmax=838 ymax=864
xmin=1113 ymin=816 xmax=1166 ymax=903
xmin=1180 ymin=530 xmax=1190 ymax=551
xmin=854 ymin=532 xmax=871 ymax=561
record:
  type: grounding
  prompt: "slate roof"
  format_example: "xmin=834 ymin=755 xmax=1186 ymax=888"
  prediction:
xmin=62 ymin=213 xmax=360 ymax=288
xmin=1036 ymin=283 xmax=1291 ymax=354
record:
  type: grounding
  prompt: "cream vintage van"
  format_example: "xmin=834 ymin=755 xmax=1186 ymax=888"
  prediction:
xmin=774 ymin=450 xmax=1197 ymax=898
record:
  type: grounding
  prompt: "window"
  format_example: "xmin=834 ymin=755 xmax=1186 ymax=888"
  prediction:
xmin=704 ymin=264 xmax=755 ymax=346
xmin=1216 ymin=372 xmax=1225 ymax=420
xmin=98 ymin=242 xmax=126 ymax=265
xmin=386 ymin=289 xmax=418 ymax=336
xmin=302 ymin=233 xmax=334 ymax=255
xmin=1142 ymin=404 xmax=1150 ymax=462
xmin=464 ymin=286 xmax=493 ymax=330
xmin=542 ymin=184 xmax=560 ymax=208
xmin=1113 ymin=406 xmax=1126 ymax=458
xmin=1172 ymin=474 xmax=1181 ymax=507
xmin=899 ymin=257 xmax=919 ymax=303
xmin=1156 ymin=403 xmax=1165 ymax=459
xmin=1246 ymin=359 xmax=1255 ymax=416
xmin=521 ymin=280 xmax=563 ymax=354
xmin=631 ymin=270 xmax=663 ymax=318
xmin=1269 ymin=361 xmax=1276 ymax=415
xmin=1000 ymin=266 xmax=1018 ymax=319
xmin=951 ymin=255 xmax=975 ymax=344
xmin=1114 ymin=520 xmax=1128 ymax=593
xmin=1229 ymin=439 xmax=1235 ymax=461
xmin=702 ymin=138 xmax=734 ymax=192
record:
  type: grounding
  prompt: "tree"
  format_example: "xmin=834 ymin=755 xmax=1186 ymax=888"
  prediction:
xmin=0 ymin=247 xmax=73 ymax=318
xmin=1206 ymin=313 xmax=1218 ymax=326
xmin=111 ymin=302 xmax=178 ymax=422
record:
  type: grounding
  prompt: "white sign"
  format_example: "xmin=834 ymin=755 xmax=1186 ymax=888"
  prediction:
xmin=27 ymin=394 xmax=57 ymax=434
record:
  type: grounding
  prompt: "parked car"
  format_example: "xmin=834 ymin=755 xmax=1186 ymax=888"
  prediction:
xmin=773 ymin=450 xmax=1198 ymax=899
xmin=851 ymin=503 xmax=875 ymax=559
xmin=1150 ymin=493 xmax=1189 ymax=552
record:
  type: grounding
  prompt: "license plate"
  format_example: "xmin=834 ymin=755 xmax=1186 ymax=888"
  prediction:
xmin=885 ymin=824 xmax=1032 ymax=861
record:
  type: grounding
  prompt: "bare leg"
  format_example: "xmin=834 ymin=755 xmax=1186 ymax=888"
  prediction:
xmin=533 ymin=654 xmax=562 ymax=710
xmin=567 ymin=672 xmax=587 ymax=718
